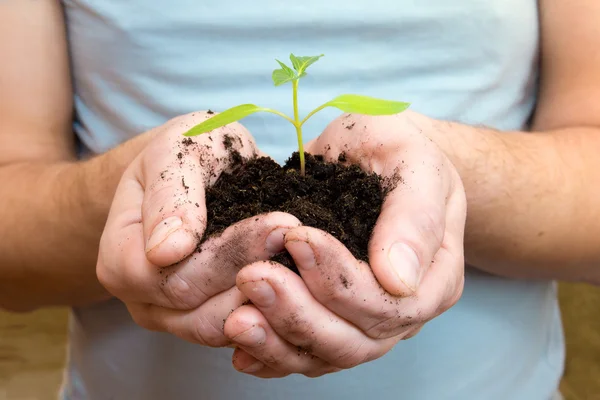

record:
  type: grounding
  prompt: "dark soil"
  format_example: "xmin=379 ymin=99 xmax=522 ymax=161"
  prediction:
xmin=198 ymin=136 xmax=396 ymax=273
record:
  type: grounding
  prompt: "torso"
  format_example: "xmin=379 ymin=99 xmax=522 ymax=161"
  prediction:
xmin=61 ymin=1 xmax=564 ymax=398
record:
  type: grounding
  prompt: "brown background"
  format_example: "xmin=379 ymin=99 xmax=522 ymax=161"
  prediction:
xmin=1 ymin=282 xmax=598 ymax=400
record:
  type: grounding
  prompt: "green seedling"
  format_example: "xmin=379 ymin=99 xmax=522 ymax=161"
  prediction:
xmin=183 ymin=54 xmax=410 ymax=176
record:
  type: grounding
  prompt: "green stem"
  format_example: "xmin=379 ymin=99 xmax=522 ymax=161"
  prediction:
xmin=299 ymin=102 xmax=329 ymax=126
xmin=292 ymin=80 xmax=305 ymax=176
xmin=260 ymin=108 xmax=296 ymax=126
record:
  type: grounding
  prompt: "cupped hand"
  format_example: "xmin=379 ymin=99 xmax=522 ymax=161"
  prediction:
xmin=97 ymin=111 xmax=301 ymax=347
xmin=224 ymin=111 xmax=467 ymax=377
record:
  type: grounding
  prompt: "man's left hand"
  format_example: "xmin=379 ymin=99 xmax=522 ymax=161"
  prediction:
xmin=223 ymin=112 xmax=467 ymax=378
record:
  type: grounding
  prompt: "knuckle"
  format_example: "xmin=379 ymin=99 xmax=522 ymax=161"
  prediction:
xmin=160 ymin=270 xmax=206 ymax=310
xmin=415 ymin=207 xmax=444 ymax=245
xmin=319 ymin=283 xmax=351 ymax=306
xmin=364 ymin=314 xmax=403 ymax=339
xmin=130 ymin=309 xmax=160 ymax=332
xmin=283 ymin=325 xmax=313 ymax=343
xmin=303 ymin=367 xmax=334 ymax=379
xmin=303 ymin=365 xmax=341 ymax=378
xmin=303 ymin=371 xmax=325 ymax=379
xmin=310 ymin=366 xmax=341 ymax=378
xmin=365 ymin=304 xmax=434 ymax=338
xmin=259 ymin=354 xmax=281 ymax=369
xmin=418 ymin=294 xmax=447 ymax=324
xmin=145 ymin=181 xmax=183 ymax=208
xmin=191 ymin=314 xmax=228 ymax=347
xmin=442 ymin=277 xmax=464 ymax=312
xmin=330 ymin=338 xmax=371 ymax=369
xmin=212 ymin=221 xmax=261 ymax=266
xmin=277 ymin=313 xmax=313 ymax=343
xmin=402 ymin=324 xmax=424 ymax=340
xmin=218 ymin=240 xmax=252 ymax=271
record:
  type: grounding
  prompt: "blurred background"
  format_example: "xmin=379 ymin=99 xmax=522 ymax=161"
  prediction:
xmin=0 ymin=282 xmax=598 ymax=400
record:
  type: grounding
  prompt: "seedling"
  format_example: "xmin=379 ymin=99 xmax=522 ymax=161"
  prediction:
xmin=183 ymin=54 xmax=410 ymax=176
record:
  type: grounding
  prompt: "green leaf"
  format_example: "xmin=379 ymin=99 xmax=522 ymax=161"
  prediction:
xmin=321 ymin=94 xmax=410 ymax=115
xmin=183 ymin=104 xmax=266 ymax=136
xmin=289 ymin=54 xmax=324 ymax=75
xmin=272 ymin=60 xmax=297 ymax=86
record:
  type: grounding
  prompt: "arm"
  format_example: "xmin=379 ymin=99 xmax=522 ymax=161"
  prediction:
xmin=0 ymin=0 xmax=152 ymax=311
xmin=426 ymin=0 xmax=600 ymax=283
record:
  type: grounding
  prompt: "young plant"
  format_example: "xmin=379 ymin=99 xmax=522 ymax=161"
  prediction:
xmin=183 ymin=54 xmax=410 ymax=176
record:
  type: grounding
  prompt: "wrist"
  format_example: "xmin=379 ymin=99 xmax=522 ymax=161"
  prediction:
xmin=416 ymin=115 xmax=518 ymax=198
xmin=419 ymin=114 xmax=565 ymax=272
xmin=81 ymin=132 xmax=154 ymax=225
xmin=417 ymin=115 xmax=493 ymax=178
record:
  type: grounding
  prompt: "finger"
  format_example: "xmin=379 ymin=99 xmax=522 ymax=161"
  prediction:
xmin=326 ymin=186 xmax=466 ymax=339
xmin=231 ymin=348 xmax=287 ymax=378
xmin=368 ymin=171 xmax=448 ymax=297
xmin=231 ymin=348 xmax=336 ymax=379
xmin=236 ymin=262 xmax=397 ymax=369
xmin=141 ymin=111 xmax=259 ymax=267
xmin=413 ymin=178 xmax=467 ymax=316
xmin=98 ymin=212 xmax=300 ymax=309
xmin=306 ymin=113 xmax=452 ymax=297
xmin=127 ymin=286 xmax=247 ymax=348
xmin=283 ymin=178 xmax=465 ymax=340
xmin=284 ymin=226 xmax=412 ymax=339
xmin=372 ymin=174 xmax=466 ymax=324
xmin=224 ymin=305 xmax=338 ymax=377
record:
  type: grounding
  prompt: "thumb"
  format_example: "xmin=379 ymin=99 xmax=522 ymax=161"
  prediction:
xmin=139 ymin=112 xmax=259 ymax=267
xmin=369 ymin=196 xmax=446 ymax=297
xmin=367 ymin=155 xmax=450 ymax=297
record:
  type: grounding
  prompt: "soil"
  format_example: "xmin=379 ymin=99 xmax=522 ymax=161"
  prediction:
xmin=196 ymin=134 xmax=396 ymax=273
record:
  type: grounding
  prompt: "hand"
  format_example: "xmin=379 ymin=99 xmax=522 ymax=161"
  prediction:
xmin=97 ymin=111 xmax=301 ymax=347
xmin=223 ymin=111 xmax=467 ymax=377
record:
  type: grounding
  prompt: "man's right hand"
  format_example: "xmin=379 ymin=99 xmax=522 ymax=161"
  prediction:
xmin=97 ymin=111 xmax=301 ymax=347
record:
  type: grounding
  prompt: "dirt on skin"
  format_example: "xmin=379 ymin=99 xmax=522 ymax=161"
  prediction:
xmin=197 ymin=135 xmax=395 ymax=272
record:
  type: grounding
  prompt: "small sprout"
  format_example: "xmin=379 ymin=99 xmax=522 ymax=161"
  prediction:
xmin=183 ymin=53 xmax=410 ymax=176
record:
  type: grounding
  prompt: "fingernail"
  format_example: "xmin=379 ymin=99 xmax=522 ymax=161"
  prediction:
xmin=232 ymin=326 xmax=266 ymax=348
xmin=245 ymin=280 xmax=275 ymax=307
xmin=265 ymin=227 xmax=288 ymax=254
xmin=388 ymin=242 xmax=421 ymax=292
xmin=146 ymin=216 xmax=183 ymax=253
xmin=286 ymin=239 xmax=316 ymax=270
xmin=241 ymin=361 xmax=264 ymax=373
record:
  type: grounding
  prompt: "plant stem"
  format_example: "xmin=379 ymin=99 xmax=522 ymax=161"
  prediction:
xmin=260 ymin=108 xmax=296 ymax=126
xmin=300 ymin=102 xmax=329 ymax=126
xmin=292 ymin=79 xmax=305 ymax=176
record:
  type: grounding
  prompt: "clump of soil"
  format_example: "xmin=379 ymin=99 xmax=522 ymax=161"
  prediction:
xmin=198 ymin=136 xmax=396 ymax=273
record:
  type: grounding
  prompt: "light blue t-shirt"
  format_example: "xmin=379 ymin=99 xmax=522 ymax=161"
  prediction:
xmin=60 ymin=1 xmax=565 ymax=399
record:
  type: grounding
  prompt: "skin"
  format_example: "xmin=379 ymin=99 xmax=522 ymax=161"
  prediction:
xmin=0 ymin=0 xmax=289 ymax=313
xmin=424 ymin=0 xmax=600 ymax=283
xmin=222 ymin=0 xmax=600 ymax=376
xmin=99 ymin=113 xmax=466 ymax=378
xmin=0 ymin=0 xmax=151 ymax=311
xmin=97 ymin=116 xmax=305 ymax=345
xmin=1 ymin=0 xmax=599 ymax=380
xmin=223 ymin=115 xmax=466 ymax=377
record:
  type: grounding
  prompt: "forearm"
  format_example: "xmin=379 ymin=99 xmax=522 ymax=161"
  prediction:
xmin=0 ymin=134 xmax=151 ymax=311
xmin=427 ymin=117 xmax=600 ymax=283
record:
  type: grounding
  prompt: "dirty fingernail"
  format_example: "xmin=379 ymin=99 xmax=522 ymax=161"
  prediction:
xmin=388 ymin=242 xmax=421 ymax=293
xmin=232 ymin=326 xmax=266 ymax=348
xmin=146 ymin=216 xmax=183 ymax=253
xmin=265 ymin=227 xmax=289 ymax=254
